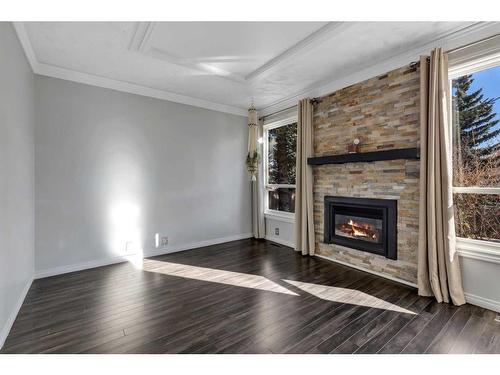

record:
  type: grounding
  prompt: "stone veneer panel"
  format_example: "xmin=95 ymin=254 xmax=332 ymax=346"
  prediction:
xmin=313 ymin=63 xmax=420 ymax=284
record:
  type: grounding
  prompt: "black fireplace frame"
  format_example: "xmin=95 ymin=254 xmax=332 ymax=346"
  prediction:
xmin=324 ymin=196 xmax=397 ymax=260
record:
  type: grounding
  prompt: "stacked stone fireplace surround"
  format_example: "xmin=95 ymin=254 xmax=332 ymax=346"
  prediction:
xmin=313 ymin=62 xmax=420 ymax=284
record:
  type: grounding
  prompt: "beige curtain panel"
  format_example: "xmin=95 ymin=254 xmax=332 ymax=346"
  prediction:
xmin=252 ymin=120 xmax=265 ymax=239
xmin=417 ymin=49 xmax=466 ymax=306
xmin=295 ymin=99 xmax=315 ymax=255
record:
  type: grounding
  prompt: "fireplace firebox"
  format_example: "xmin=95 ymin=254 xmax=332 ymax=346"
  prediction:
xmin=324 ymin=196 xmax=397 ymax=260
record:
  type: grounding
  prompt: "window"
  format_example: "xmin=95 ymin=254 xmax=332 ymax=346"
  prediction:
xmin=263 ymin=118 xmax=297 ymax=217
xmin=450 ymin=60 xmax=500 ymax=244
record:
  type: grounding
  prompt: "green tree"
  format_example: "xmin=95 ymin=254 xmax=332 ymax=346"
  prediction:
xmin=268 ymin=122 xmax=297 ymax=212
xmin=268 ymin=122 xmax=297 ymax=184
xmin=452 ymin=74 xmax=499 ymax=167
xmin=452 ymin=74 xmax=500 ymax=242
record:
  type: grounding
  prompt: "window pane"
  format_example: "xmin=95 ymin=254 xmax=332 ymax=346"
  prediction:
xmin=452 ymin=67 xmax=500 ymax=188
xmin=268 ymin=122 xmax=297 ymax=185
xmin=454 ymin=193 xmax=500 ymax=242
xmin=268 ymin=188 xmax=295 ymax=213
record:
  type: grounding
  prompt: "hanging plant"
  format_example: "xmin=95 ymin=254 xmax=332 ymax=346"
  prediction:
xmin=246 ymin=101 xmax=261 ymax=181
xmin=246 ymin=150 xmax=260 ymax=181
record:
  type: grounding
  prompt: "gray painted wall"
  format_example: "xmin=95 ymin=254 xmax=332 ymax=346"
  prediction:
xmin=34 ymin=76 xmax=252 ymax=273
xmin=0 ymin=23 xmax=35 ymax=346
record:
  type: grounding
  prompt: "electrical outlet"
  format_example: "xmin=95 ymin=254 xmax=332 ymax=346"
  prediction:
xmin=161 ymin=236 xmax=168 ymax=247
xmin=274 ymin=228 xmax=279 ymax=236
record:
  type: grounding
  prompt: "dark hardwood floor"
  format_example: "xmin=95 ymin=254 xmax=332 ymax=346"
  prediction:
xmin=1 ymin=239 xmax=499 ymax=354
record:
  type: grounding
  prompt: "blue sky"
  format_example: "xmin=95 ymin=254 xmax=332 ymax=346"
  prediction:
xmin=451 ymin=67 xmax=498 ymax=188
xmin=464 ymin=65 xmax=500 ymax=148
xmin=470 ymin=65 xmax=500 ymax=116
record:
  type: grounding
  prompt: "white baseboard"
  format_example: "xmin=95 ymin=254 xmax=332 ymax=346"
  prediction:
xmin=465 ymin=292 xmax=500 ymax=313
xmin=35 ymin=253 xmax=140 ymax=279
xmin=35 ymin=233 xmax=253 ymax=279
xmin=265 ymin=235 xmax=294 ymax=248
xmin=145 ymin=233 xmax=253 ymax=257
xmin=315 ymin=256 xmax=499 ymax=313
xmin=314 ymin=254 xmax=418 ymax=289
xmin=0 ymin=276 xmax=33 ymax=350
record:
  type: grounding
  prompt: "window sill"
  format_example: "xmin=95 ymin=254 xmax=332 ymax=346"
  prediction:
xmin=264 ymin=210 xmax=295 ymax=224
xmin=457 ymin=237 xmax=500 ymax=265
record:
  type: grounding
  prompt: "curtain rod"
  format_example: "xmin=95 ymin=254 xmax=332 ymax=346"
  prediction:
xmin=258 ymin=98 xmax=320 ymax=121
xmin=258 ymin=105 xmax=296 ymax=121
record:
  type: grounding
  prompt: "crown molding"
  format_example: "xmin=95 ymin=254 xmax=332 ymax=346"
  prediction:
xmin=130 ymin=21 xmax=246 ymax=84
xmin=128 ymin=21 xmax=156 ymax=51
xmin=130 ymin=22 xmax=348 ymax=85
xmin=14 ymin=21 xmax=500 ymax=118
xmin=259 ymin=22 xmax=500 ymax=116
xmin=12 ymin=22 xmax=38 ymax=72
xmin=246 ymin=22 xmax=350 ymax=81
xmin=35 ymin=62 xmax=248 ymax=116
xmin=147 ymin=46 xmax=247 ymax=84
xmin=13 ymin=22 xmax=247 ymax=117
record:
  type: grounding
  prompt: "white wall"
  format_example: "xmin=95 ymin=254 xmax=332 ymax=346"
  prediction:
xmin=34 ymin=76 xmax=252 ymax=274
xmin=0 ymin=23 xmax=35 ymax=347
xmin=458 ymin=239 xmax=500 ymax=313
xmin=461 ymin=256 xmax=500 ymax=313
xmin=265 ymin=217 xmax=295 ymax=248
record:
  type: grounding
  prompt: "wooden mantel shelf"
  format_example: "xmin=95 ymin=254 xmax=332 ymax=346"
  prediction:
xmin=307 ymin=148 xmax=420 ymax=166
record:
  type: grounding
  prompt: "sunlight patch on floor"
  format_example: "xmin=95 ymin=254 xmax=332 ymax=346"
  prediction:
xmin=125 ymin=248 xmax=144 ymax=269
xmin=142 ymin=259 xmax=298 ymax=296
xmin=283 ymin=279 xmax=416 ymax=314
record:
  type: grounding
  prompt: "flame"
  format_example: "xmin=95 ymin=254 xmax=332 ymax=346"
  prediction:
xmin=344 ymin=219 xmax=378 ymax=240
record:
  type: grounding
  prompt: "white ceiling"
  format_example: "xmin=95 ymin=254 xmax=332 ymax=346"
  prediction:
xmin=15 ymin=21 xmax=500 ymax=116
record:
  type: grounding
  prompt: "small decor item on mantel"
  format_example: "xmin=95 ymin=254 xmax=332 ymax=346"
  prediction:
xmin=246 ymin=102 xmax=261 ymax=181
xmin=347 ymin=138 xmax=361 ymax=153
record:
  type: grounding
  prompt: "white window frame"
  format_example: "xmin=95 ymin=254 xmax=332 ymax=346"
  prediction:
xmin=263 ymin=115 xmax=298 ymax=222
xmin=449 ymin=50 xmax=500 ymax=254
